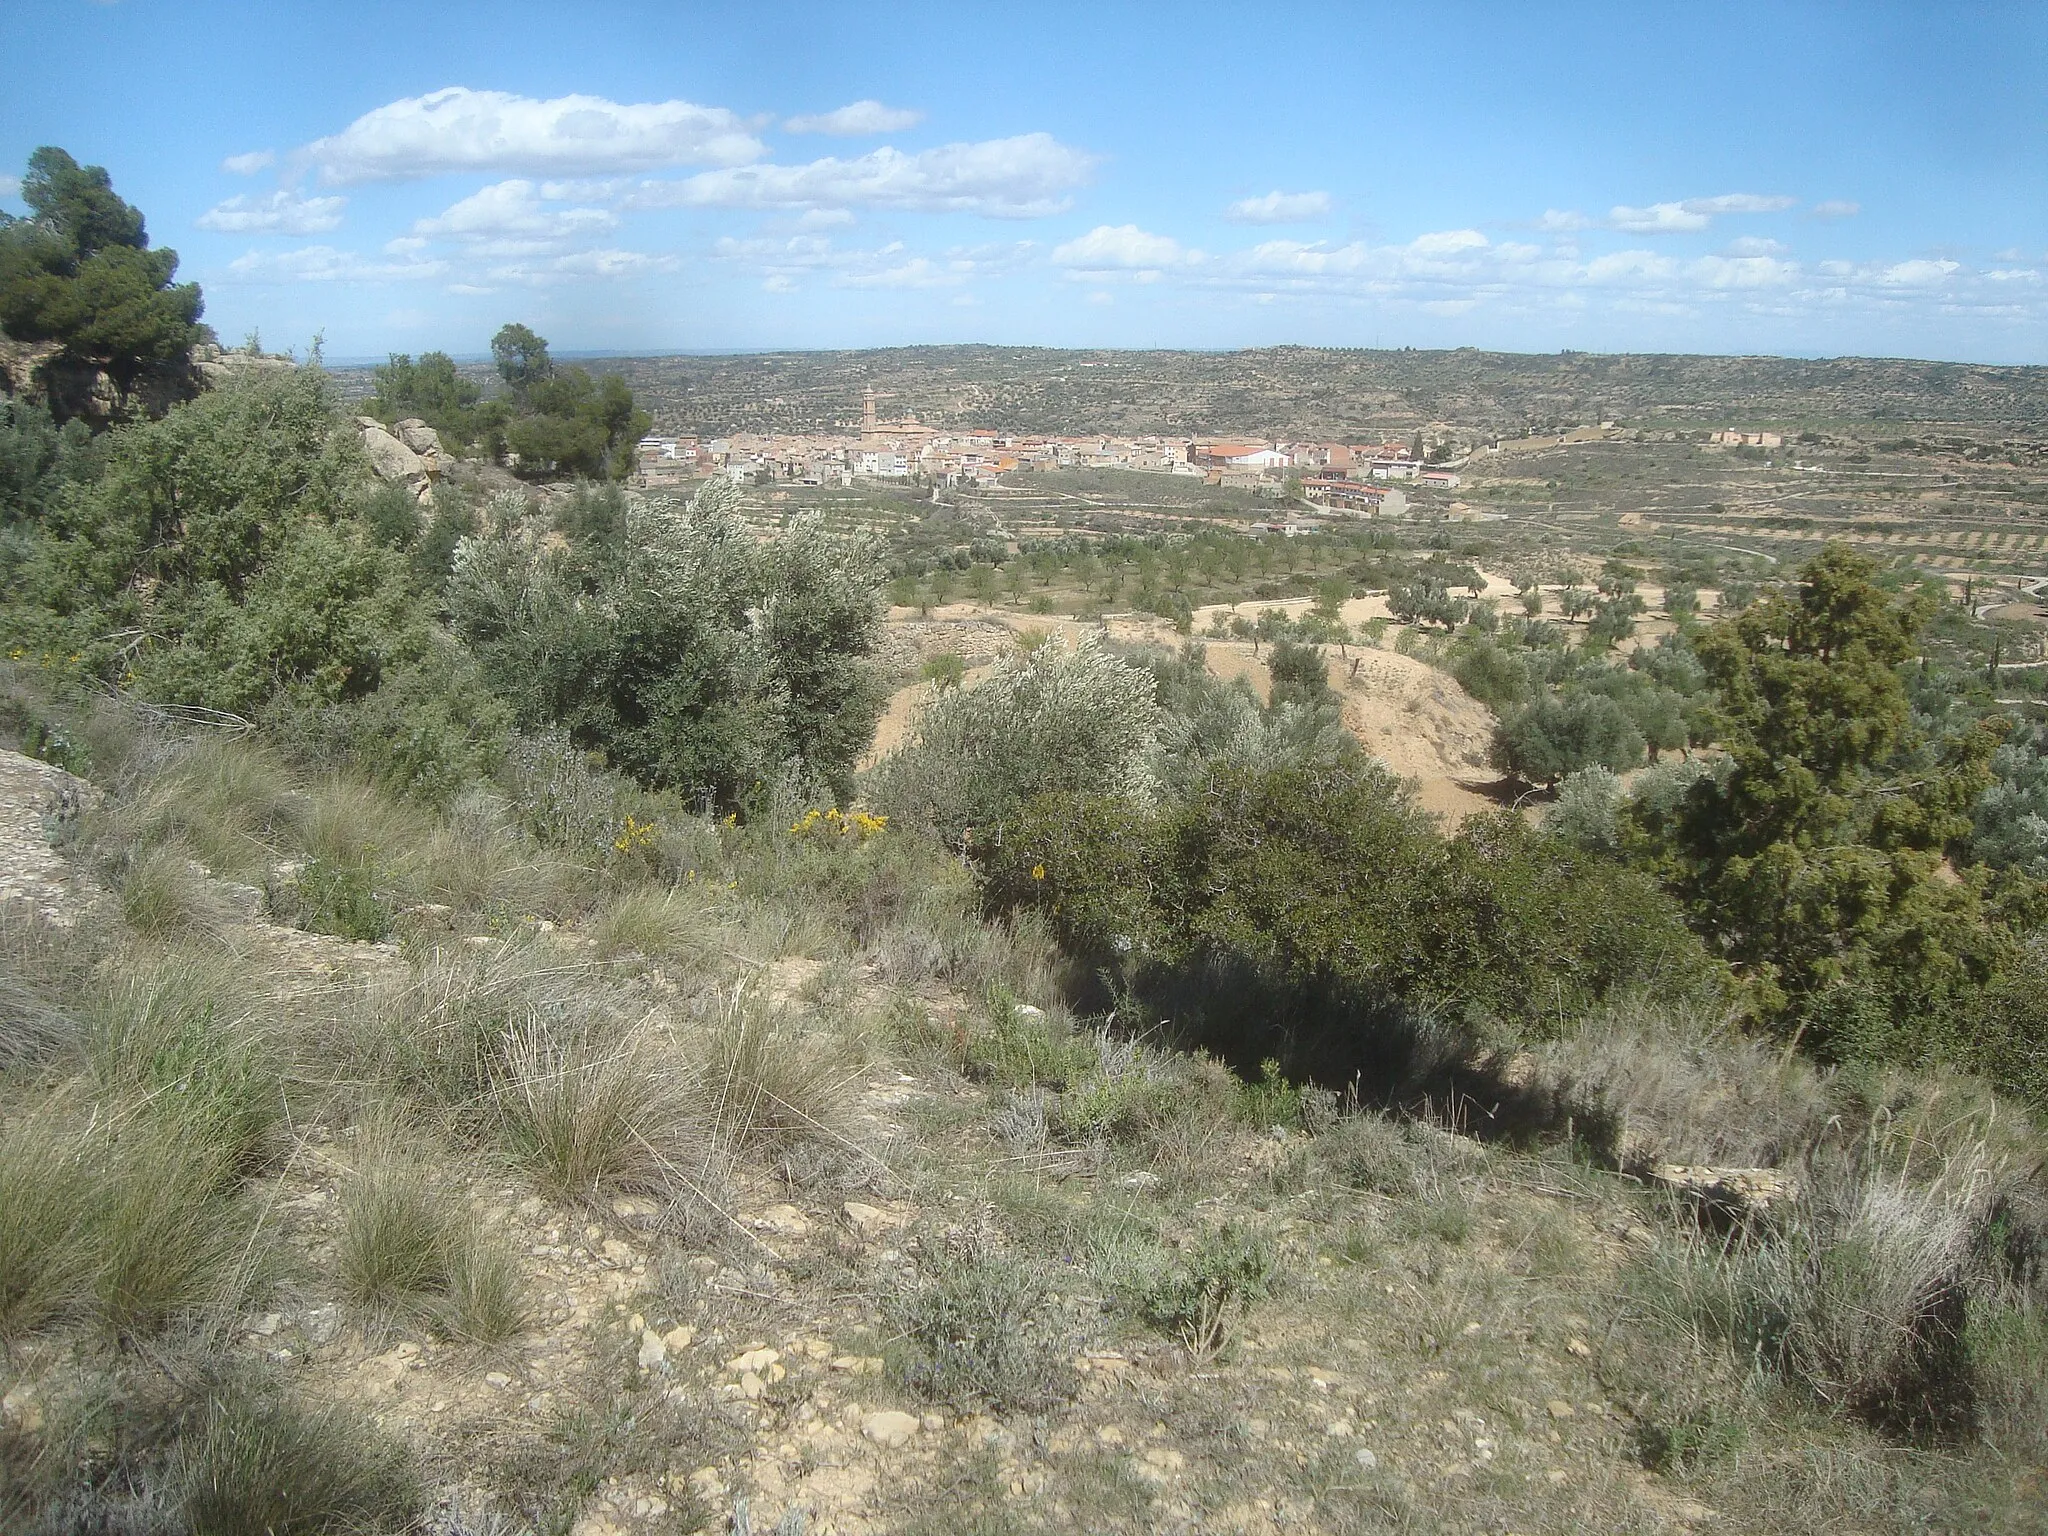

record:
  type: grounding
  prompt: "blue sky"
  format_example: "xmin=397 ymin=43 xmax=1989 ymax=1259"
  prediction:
xmin=4 ymin=0 xmax=2045 ymax=363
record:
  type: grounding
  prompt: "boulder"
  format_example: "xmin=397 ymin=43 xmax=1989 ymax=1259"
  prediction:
xmin=360 ymin=423 xmax=427 ymax=484
xmin=393 ymin=417 xmax=443 ymax=457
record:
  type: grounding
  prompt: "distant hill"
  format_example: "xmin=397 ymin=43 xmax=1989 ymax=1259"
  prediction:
xmin=330 ymin=344 xmax=2048 ymax=440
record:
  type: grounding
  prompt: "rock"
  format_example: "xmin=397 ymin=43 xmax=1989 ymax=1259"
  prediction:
xmin=753 ymin=1204 xmax=811 ymax=1237
xmin=637 ymin=1330 xmax=668 ymax=1371
xmin=1650 ymin=1163 xmax=1800 ymax=1223
xmin=244 ymin=1311 xmax=282 ymax=1337
xmin=1115 ymin=1171 xmax=1161 ymax=1190
xmin=393 ymin=418 xmax=443 ymax=456
xmin=842 ymin=1201 xmax=905 ymax=1238
xmin=1353 ymin=1447 xmax=1378 ymax=1472
xmin=726 ymin=1347 xmax=782 ymax=1376
xmin=360 ymin=424 xmax=426 ymax=483
xmin=1546 ymin=1399 xmax=1575 ymax=1419
xmin=662 ymin=1324 xmax=695 ymax=1353
xmin=860 ymin=1409 xmax=920 ymax=1448
xmin=1566 ymin=1337 xmax=1592 ymax=1358
xmin=485 ymin=1372 xmax=514 ymax=1389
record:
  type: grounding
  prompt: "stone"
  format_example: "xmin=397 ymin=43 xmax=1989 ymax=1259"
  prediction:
xmin=1353 ymin=1447 xmax=1378 ymax=1472
xmin=753 ymin=1204 xmax=811 ymax=1237
xmin=1650 ymin=1163 xmax=1800 ymax=1222
xmin=360 ymin=424 xmax=426 ymax=484
xmin=485 ymin=1372 xmax=514 ymax=1389
xmin=860 ymin=1409 xmax=920 ymax=1448
xmin=662 ymin=1324 xmax=695 ymax=1353
xmin=842 ymin=1200 xmax=904 ymax=1238
xmin=393 ymin=418 xmax=443 ymax=456
xmin=637 ymin=1330 xmax=668 ymax=1371
xmin=727 ymin=1347 xmax=781 ymax=1375
xmin=1546 ymin=1399 xmax=1575 ymax=1419
xmin=1566 ymin=1337 xmax=1592 ymax=1358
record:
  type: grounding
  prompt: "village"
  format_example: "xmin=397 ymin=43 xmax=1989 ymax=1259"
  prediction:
xmin=634 ymin=385 xmax=1465 ymax=515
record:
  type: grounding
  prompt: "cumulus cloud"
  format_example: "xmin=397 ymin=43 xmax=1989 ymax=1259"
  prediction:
xmin=1536 ymin=209 xmax=1590 ymax=231
xmin=301 ymin=86 xmax=764 ymax=184
xmin=196 ymin=189 xmax=347 ymax=235
xmin=631 ymin=133 xmax=1094 ymax=218
xmin=1052 ymin=224 xmax=1194 ymax=273
xmin=1877 ymin=258 xmax=1959 ymax=287
xmin=0 ymin=175 xmax=19 ymax=199
xmin=1224 ymin=190 xmax=1333 ymax=224
xmin=784 ymin=100 xmax=924 ymax=135
xmin=221 ymin=150 xmax=276 ymax=176
xmin=1812 ymin=199 xmax=1861 ymax=219
xmin=1725 ymin=236 xmax=1788 ymax=257
xmin=411 ymin=179 xmax=617 ymax=246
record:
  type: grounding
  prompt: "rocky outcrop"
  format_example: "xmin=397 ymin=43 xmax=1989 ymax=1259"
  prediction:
xmin=190 ymin=342 xmax=296 ymax=390
xmin=355 ymin=415 xmax=442 ymax=501
xmin=1650 ymin=1163 xmax=1800 ymax=1225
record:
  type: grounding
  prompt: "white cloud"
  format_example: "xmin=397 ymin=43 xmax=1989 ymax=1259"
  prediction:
xmin=1691 ymin=254 xmax=1798 ymax=288
xmin=763 ymin=274 xmax=797 ymax=293
xmin=1609 ymin=201 xmax=1712 ymax=233
xmin=1409 ymin=228 xmax=1487 ymax=256
xmin=0 ymin=175 xmax=19 ymax=199
xmin=1812 ymin=199 xmax=1861 ymax=219
xmin=485 ymin=248 xmax=676 ymax=284
xmin=784 ymin=100 xmax=924 ymax=135
xmin=1683 ymin=193 xmax=1795 ymax=215
xmin=1608 ymin=193 xmax=1795 ymax=233
xmin=302 ymin=86 xmax=764 ymax=184
xmin=1536 ymin=209 xmax=1589 ymax=231
xmin=225 ymin=245 xmax=446 ymax=283
xmin=196 ymin=189 xmax=347 ymax=235
xmin=1878 ymin=258 xmax=1959 ymax=287
xmin=1725 ymin=236 xmax=1788 ymax=257
xmin=836 ymin=257 xmax=964 ymax=289
xmin=221 ymin=150 xmax=276 ymax=176
xmin=796 ymin=208 xmax=856 ymax=229
xmin=1225 ymin=189 xmax=1333 ymax=224
xmin=632 ymin=133 xmax=1095 ymax=218
xmin=1052 ymin=224 xmax=1193 ymax=272
xmin=1584 ymin=249 xmax=1679 ymax=282
xmin=411 ymin=179 xmax=616 ymax=245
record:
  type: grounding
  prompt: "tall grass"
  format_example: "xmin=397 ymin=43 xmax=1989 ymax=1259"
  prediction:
xmin=0 ymin=1098 xmax=97 ymax=1338
xmin=337 ymin=1134 xmax=527 ymax=1343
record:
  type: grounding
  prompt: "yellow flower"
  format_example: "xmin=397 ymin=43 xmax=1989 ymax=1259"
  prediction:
xmin=1031 ymin=864 xmax=1046 ymax=881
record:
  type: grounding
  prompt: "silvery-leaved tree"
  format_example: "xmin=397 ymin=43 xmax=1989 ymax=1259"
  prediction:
xmin=872 ymin=638 xmax=1164 ymax=848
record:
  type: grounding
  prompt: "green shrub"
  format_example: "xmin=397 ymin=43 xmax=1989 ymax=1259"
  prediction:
xmin=1115 ymin=1221 xmax=1275 ymax=1357
xmin=889 ymin=1249 xmax=1077 ymax=1412
xmin=451 ymin=477 xmax=887 ymax=809
xmin=275 ymin=857 xmax=391 ymax=942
